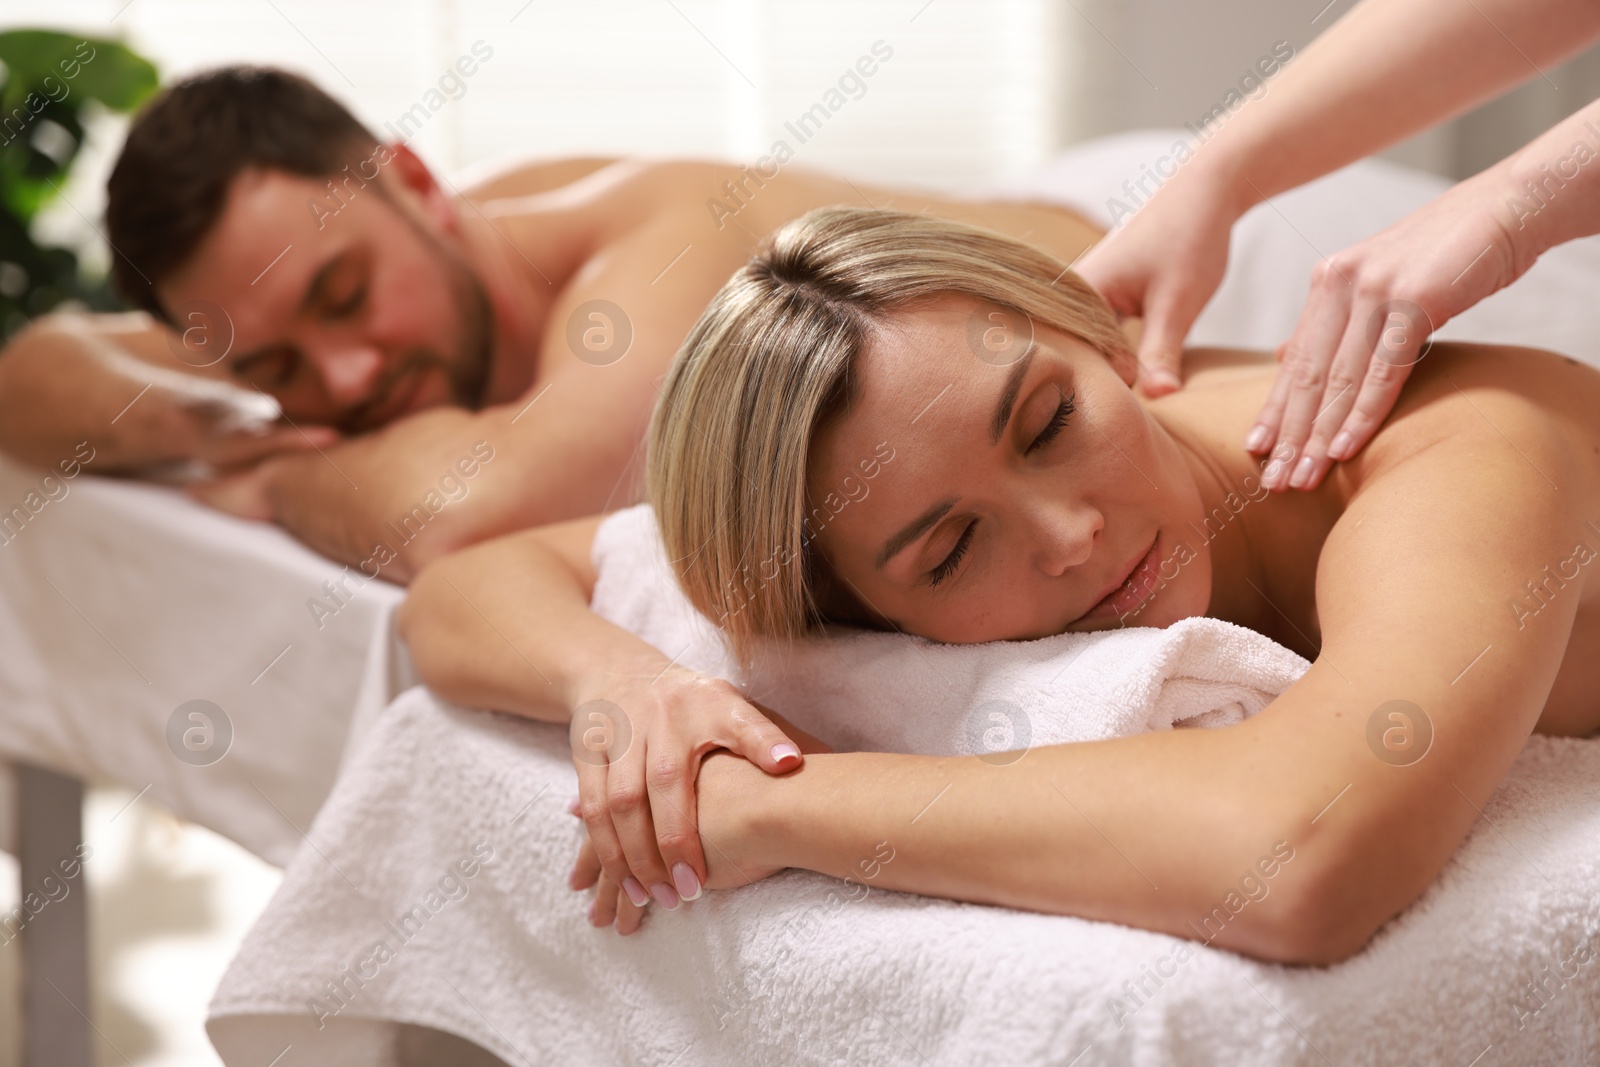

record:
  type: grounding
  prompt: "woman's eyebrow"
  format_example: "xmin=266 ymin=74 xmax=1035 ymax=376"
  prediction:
xmin=876 ymin=497 xmax=956 ymax=570
xmin=988 ymin=343 xmax=1038 ymax=444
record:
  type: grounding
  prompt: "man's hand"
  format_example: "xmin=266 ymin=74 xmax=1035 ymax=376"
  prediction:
xmin=182 ymin=419 xmax=341 ymax=521
xmin=1250 ymin=164 xmax=1527 ymax=491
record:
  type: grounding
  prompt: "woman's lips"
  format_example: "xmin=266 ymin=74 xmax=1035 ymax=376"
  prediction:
xmin=1077 ymin=533 xmax=1161 ymax=623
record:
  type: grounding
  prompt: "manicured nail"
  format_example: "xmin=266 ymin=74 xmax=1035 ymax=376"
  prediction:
xmin=771 ymin=742 xmax=800 ymax=765
xmin=650 ymin=881 xmax=680 ymax=909
xmin=1244 ymin=424 xmax=1269 ymax=452
xmin=1289 ymin=455 xmax=1315 ymax=489
xmin=621 ymin=876 xmax=650 ymax=908
xmin=1152 ymin=370 xmax=1179 ymax=391
xmin=566 ymin=796 xmax=581 ymax=816
xmin=567 ymin=864 xmax=581 ymax=890
xmin=588 ymin=901 xmax=600 ymax=925
xmin=1329 ymin=431 xmax=1352 ymax=460
xmin=672 ymin=861 xmax=702 ymax=902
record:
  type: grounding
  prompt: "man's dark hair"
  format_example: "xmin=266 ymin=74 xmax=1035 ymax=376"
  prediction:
xmin=105 ymin=65 xmax=379 ymax=319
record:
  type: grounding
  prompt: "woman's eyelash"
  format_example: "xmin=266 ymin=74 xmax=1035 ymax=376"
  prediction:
xmin=929 ymin=520 xmax=976 ymax=588
xmin=1026 ymin=392 xmax=1076 ymax=455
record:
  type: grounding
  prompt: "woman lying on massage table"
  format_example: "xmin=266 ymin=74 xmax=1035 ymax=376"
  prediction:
xmin=399 ymin=206 xmax=1600 ymax=964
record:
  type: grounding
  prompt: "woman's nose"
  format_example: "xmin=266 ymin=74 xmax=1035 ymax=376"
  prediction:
xmin=1033 ymin=502 xmax=1101 ymax=577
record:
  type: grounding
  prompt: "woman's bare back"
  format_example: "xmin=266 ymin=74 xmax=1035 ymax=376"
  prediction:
xmin=1153 ymin=340 xmax=1600 ymax=738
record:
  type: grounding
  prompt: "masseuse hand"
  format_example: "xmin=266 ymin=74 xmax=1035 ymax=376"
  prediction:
xmin=565 ymin=667 xmax=823 ymax=927
xmin=569 ymin=749 xmax=794 ymax=936
xmin=1249 ymin=164 xmax=1528 ymax=491
xmin=1075 ymin=169 xmax=1242 ymax=397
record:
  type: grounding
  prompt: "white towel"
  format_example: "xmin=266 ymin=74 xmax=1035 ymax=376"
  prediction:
xmin=209 ymin=503 xmax=1600 ymax=1067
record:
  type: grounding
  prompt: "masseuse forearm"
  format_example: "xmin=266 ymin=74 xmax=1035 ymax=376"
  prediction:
xmin=1200 ymin=0 xmax=1600 ymax=212
xmin=1502 ymin=98 xmax=1600 ymax=262
xmin=753 ymin=730 xmax=1314 ymax=962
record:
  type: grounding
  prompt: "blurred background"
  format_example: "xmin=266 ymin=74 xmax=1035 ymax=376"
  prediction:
xmin=0 ymin=0 xmax=1597 ymax=1063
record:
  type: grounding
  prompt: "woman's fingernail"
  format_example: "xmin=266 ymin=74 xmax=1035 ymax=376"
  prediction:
xmin=650 ymin=881 xmax=681 ymax=910
xmin=567 ymin=865 xmax=581 ymax=890
xmin=1244 ymin=424 xmax=1269 ymax=452
xmin=672 ymin=861 xmax=702 ymax=902
xmin=566 ymin=796 xmax=581 ymax=816
xmin=1289 ymin=455 xmax=1315 ymax=489
xmin=588 ymin=901 xmax=600 ymax=925
xmin=1329 ymin=431 xmax=1352 ymax=460
xmin=621 ymin=876 xmax=651 ymax=908
xmin=770 ymin=742 xmax=800 ymax=765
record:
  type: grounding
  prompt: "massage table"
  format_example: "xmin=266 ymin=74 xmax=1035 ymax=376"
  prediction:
xmin=4 ymin=129 xmax=1600 ymax=1063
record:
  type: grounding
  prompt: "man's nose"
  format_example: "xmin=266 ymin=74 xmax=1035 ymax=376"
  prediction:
xmin=1033 ymin=501 xmax=1101 ymax=578
xmin=309 ymin=344 xmax=384 ymax=405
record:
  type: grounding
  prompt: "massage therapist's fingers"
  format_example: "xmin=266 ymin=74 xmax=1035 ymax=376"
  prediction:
xmin=1322 ymin=302 xmax=1427 ymax=466
xmin=1325 ymin=355 xmax=1414 ymax=468
xmin=1282 ymin=314 xmax=1374 ymax=491
xmin=1252 ymin=263 xmax=1351 ymax=483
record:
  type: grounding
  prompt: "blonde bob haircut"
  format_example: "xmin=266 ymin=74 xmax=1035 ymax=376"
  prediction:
xmin=646 ymin=205 xmax=1132 ymax=664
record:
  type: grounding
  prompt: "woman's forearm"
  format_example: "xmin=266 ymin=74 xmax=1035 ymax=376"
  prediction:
xmin=399 ymin=522 xmax=679 ymax=723
xmin=739 ymin=727 xmax=1318 ymax=962
xmin=1198 ymin=0 xmax=1600 ymax=213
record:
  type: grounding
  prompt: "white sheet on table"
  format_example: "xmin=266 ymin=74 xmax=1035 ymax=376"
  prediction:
xmin=0 ymin=454 xmax=410 ymax=865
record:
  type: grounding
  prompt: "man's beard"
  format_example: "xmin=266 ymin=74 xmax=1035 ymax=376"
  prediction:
xmin=338 ymin=219 xmax=496 ymax=434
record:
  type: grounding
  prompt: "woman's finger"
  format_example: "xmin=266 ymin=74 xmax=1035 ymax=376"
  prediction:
xmin=642 ymin=740 xmax=708 ymax=907
xmin=574 ymin=752 xmax=648 ymax=910
xmin=589 ymin=868 xmax=621 ymax=928
xmin=613 ymin=885 xmax=649 ymax=936
xmin=605 ymin=740 xmax=680 ymax=911
xmin=568 ymin=832 xmax=603 ymax=892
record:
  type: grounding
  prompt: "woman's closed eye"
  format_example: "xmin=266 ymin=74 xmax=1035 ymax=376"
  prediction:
xmin=928 ymin=520 xmax=976 ymax=588
xmin=1026 ymin=391 xmax=1075 ymax=455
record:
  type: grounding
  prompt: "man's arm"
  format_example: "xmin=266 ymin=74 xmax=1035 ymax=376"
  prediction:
xmin=0 ymin=311 xmax=315 ymax=471
xmin=711 ymin=375 xmax=1584 ymax=964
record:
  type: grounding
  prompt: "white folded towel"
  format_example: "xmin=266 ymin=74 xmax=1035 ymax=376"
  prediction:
xmin=589 ymin=504 xmax=1309 ymax=752
xmin=210 ymin=503 xmax=1600 ymax=1067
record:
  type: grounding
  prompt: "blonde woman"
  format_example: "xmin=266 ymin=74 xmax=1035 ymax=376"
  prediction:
xmin=400 ymin=207 xmax=1600 ymax=963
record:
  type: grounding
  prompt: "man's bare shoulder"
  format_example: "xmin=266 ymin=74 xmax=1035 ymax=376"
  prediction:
xmin=458 ymin=156 xmax=624 ymax=200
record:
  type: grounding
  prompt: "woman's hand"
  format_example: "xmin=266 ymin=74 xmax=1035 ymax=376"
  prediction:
xmin=1075 ymin=165 xmax=1244 ymax=397
xmin=567 ymin=667 xmax=823 ymax=919
xmin=1249 ymin=164 xmax=1531 ymax=491
xmin=569 ymin=750 xmax=791 ymax=935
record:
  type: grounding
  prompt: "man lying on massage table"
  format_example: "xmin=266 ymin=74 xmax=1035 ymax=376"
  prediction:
xmin=401 ymin=208 xmax=1600 ymax=964
xmin=0 ymin=64 xmax=1101 ymax=583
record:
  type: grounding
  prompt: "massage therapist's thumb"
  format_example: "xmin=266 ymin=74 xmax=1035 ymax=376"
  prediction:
xmin=1135 ymin=311 xmax=1184 ymax=397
